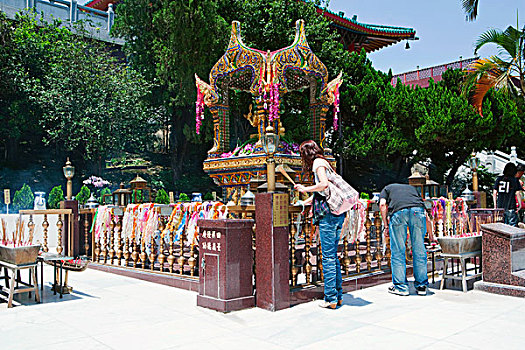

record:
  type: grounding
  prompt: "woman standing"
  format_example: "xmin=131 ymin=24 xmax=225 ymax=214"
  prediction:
xmin=294 ymin=140 xmax=345 ymax=309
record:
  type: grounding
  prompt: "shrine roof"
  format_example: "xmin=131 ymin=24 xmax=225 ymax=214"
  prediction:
xmin=321 ymin=8 xmax=416 ymax=37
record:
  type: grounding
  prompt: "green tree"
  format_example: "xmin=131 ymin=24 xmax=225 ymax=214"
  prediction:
xmin=98 ymin=188 xmax=111 ymax=204
xmin=12 ymin=184 xmax=34 ymax=212
xmin=0 ymin=11 xmax=158 ymax=171
xmin=114 ymin=0 xmax=227 ymax=182
xmin=462 ymin=0 xmax=480 ymax=21
xmin=0 ymin=11 xmax=50 ymax=162
xmin=340 ymin=52 xmax=520 ymax=188
xmin=154 ymin=188 xmax=169 ymax=204
xmin=75 ymin=185 xmax=91 ymax=205
xmin=48 ymin=185 xmax=64 ymax=209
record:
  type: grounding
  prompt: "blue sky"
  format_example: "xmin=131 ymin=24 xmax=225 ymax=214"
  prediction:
xmin=328 ymin=0 xmax=525 ymax=74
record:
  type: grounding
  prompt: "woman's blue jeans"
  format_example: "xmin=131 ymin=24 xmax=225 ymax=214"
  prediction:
xmin=319 ymin=211 xmax=346 ymax=303
xmin=389 ymin=207 xmax=429 ymax=292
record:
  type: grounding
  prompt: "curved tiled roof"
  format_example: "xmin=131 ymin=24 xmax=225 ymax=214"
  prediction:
xmin=320 ymin=8 xmax=416 ymax=37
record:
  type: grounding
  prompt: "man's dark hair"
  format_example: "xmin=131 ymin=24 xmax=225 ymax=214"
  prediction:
xmin=503 ymin=162 xmax=517 ymax=178
xmin=517 ymin=164 xmax=525 ymax=172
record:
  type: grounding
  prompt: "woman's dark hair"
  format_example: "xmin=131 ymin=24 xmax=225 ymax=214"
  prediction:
xmin=299 ymin=140 xmax=330 ymax=174
xmin=503 ymin=162 xmax=517 ymax=178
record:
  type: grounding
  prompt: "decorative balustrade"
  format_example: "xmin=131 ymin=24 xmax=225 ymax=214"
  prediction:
xmin=84 ymin=205 xmax=205 ymax=279
xmin=289 ymin=208 xmax=389 ymax=288
xmin=18 ymin=209 xmax=73 ymax=255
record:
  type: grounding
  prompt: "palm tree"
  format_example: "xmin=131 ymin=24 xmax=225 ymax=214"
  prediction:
xmin=462 ymin=0 xmax=480 ymax=21
xmin=464 ymin=23 xmax=525 ymax=115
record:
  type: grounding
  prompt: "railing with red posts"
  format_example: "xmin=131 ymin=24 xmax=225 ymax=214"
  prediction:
xmin=391 ymin=58 xmax=478 ymax=88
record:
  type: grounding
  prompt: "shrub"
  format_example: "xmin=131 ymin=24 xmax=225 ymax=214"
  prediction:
xmin=98 ymin=188 xmax=111 ymax=204
xmin=203 ymin=192 xmax=214 ymax=201
xmin=359 ymin=192 xmax=370 ymax=200
xmin=155 ymin=189 xmax=169 ymax=204
xmin=132 ymin=189 xmax=143 ymax=203
xmin=178 ymin=192 xmax=190 ymax=202
xmin=13 ymin=184 xmax=34 ymax=212
xmin=75 ymin=185 xmax=91 ymax=205
xmin=48 ymin=186 xmax=64 ymax=209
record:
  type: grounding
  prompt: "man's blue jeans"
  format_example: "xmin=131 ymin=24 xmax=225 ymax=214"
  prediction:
xmin=319 ymin=211 xmax=346 ymax=303
xmin=389 ymin=207 xmax=429 ymax=292
xmin=504 ymin=210 xmax=518 ymax=227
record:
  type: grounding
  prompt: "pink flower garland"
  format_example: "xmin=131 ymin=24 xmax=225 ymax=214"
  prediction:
xmin=268 ymin=82 xmax=280 ymax=122
xmin=195 ymin=88 xmax=205 ymax=134
xmin=333 ymin=84 xmax=340 ymax=131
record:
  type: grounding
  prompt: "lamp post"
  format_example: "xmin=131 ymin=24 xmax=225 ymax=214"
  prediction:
xmin=469 ymin=152 xmax=480 ymax=192
xmin=63 ymin=158 xmax=75 ymax=200
xmin=262 ymin=126 xmax=279 ymax=192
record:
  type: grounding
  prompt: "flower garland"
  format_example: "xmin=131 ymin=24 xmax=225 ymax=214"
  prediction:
xmin=333 ymin=83 xmax=340 ymax=130
xmin=219 ymin=140 xmax=299 ymax=158
xmin=268 ymin=82 xmax=280 ymax=122
xmin=195 ymin=88 xmax=205 ymax=134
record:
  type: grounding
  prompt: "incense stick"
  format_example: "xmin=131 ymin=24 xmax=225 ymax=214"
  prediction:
xmin=276 ymin=165 xmax=296 ymax=186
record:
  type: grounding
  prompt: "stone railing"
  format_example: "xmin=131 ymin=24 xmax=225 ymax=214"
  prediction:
xmin=0 ymin=0 xmax=123 ymax=44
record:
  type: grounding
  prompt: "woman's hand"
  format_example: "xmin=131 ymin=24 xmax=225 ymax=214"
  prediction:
xmin=294 ymin=184 xmax=308 ymax=193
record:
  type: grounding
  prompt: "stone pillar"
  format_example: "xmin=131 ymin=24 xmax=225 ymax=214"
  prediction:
xmin=60 ymin=200 xmax=79 ymax=256
xmin=475 ymin=223 xmax=525 ymax=297
xmin=70 ymin=0 xmax=77 ymax=24
xmin=107 ymin=4 xmax=114 ymax=33
xmin=197 ymin=219 xmax=255 ymax=312
xmin=255 ymin=192 xmax=290 ymax=311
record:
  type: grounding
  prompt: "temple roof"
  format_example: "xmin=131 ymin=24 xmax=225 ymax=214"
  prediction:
xmin=319 ymin=9 xmax=417 ymax=52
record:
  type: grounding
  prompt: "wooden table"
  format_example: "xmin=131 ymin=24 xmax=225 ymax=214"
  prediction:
xmin=0 ymin=260 xmax=40 ymax=308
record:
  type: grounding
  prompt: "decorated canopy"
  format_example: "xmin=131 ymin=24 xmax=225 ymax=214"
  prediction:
xmin=195 ymin=20 xmax=340 ymax=192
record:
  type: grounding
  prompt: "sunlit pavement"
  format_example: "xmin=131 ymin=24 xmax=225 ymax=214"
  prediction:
xmin=1 ymin=265 xmax=524 ymax=350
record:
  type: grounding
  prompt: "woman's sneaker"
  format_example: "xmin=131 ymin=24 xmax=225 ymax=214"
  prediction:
xmin=388 ymin=285 xmax=409 ymax=296
xmin=319 ymin=301 xmax=337 ymax=309
xmin=416 ymin=286 xmax=428 ymax=296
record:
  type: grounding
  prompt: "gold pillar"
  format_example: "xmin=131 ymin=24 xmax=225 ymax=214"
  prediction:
xmin=472 ymin=171 xmax=478 ymax=192
xmin=66 ymin=179 xmax=72 ymax=200
xmin=267 ymin=155 xmax=276 ymax=192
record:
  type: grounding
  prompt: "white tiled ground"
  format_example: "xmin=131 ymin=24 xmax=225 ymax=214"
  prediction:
xmin=1 ymin=265 xmax=524 ymax=350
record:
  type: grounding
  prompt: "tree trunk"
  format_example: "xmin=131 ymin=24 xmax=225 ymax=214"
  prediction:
xmin=5 ymin=136 xmax=18 ymax=163
xmin=445 ymin=155 xmax=468 ymax=186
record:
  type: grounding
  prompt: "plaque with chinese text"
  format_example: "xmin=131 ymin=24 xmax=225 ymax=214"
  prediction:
xmin=273 ymin=193 xmax=289 ymax=227
xmin=4 ymin=189 xmax=10 ymax=205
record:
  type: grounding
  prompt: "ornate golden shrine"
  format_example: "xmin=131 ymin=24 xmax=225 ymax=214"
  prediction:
xmin=195 ymin=20 xmax=341 ymax=195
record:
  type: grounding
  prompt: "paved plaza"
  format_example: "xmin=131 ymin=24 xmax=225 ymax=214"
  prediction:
xmin=1 ymin=265 xmax=524 ymax=350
